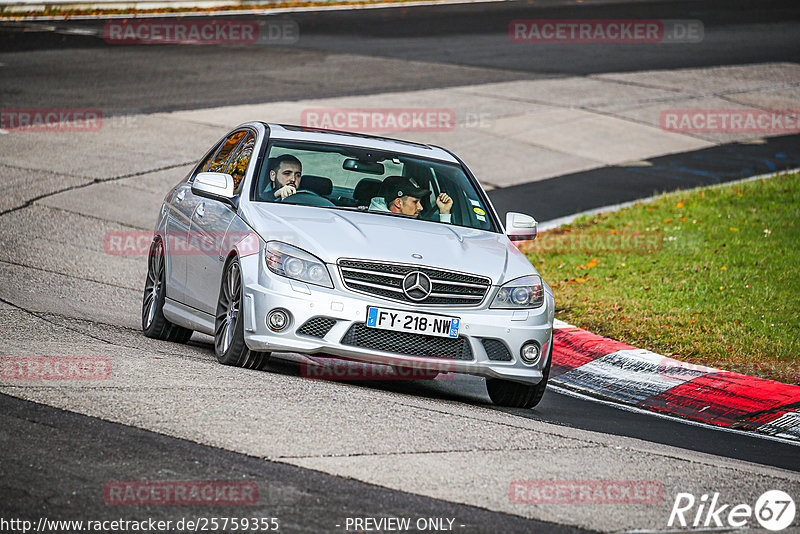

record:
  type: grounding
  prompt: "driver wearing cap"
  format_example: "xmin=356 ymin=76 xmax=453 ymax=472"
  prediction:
xmin=369 ymin=176 xmax=453 ymax=222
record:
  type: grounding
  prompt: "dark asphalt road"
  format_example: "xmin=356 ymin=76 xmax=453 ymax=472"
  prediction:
xmin=261 ymin=358 xmax=800 ymax=472
xmin=489 ymin=133 xmax=800 ymax=220
xmin=1 ymin=0 xmax=798 ymax=114
xmin=0 ymin=394 xmax=590 ymax=533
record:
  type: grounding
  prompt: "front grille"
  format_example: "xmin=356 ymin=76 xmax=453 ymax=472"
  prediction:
xmin=296 ymin=317 xmax=337 ymax=338
xmin=482 ymin=338 xmax=513 ymax=361
xmin=341 ymin=323 xmax=473 ymax=361
xmin=338 ymin=259 xmax=490 ymax=306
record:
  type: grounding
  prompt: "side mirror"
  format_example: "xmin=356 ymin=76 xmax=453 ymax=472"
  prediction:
xmin=192 ymin=172 xmax=235 ymax=202
xmin=506 ymin=212 xmax=538 ymax=242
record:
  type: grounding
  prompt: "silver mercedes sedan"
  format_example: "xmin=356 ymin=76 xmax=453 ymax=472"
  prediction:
xmin=142 ymin=122 xmax=554 ymax=408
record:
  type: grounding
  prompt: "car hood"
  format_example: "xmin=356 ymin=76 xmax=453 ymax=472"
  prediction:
xmin=243 ymin=203 xmax=538 ymax=285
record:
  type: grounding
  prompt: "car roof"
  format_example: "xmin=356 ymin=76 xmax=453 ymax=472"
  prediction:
xmin=262 ymin=123 xmax=460 ymax=164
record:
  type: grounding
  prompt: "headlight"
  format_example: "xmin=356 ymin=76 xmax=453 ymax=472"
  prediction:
xmin=264 ymin=242 xmax=333 ymax=288
xmin=490 ymin=275 xmax=544 ymax=309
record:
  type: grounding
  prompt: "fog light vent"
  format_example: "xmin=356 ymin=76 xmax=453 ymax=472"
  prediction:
xmin=481 ymin=339 xmax=512 ymax=361
xmin=297 ymin=317 xmax=337 ymax=338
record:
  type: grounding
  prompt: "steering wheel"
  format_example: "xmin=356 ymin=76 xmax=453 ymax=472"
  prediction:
xmin=279 ymin=189 xmax=336 ymax=207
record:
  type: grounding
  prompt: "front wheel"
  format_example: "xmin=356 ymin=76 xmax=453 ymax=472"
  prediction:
xmin=142 ymin=238 xmax=193 ymax=343
xmin=214 ymin=256 xmax=269 ymax=370
xmin=486 ymin=340 xmax=552 ymax=409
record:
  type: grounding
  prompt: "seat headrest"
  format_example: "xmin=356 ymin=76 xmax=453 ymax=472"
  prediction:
xmin=301 ymin=175 xmax=333 ymax=196
xmin=353 ymin=178 xmax=383 ymax=204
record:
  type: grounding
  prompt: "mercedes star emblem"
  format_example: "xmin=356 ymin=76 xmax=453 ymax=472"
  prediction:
xmin=402 ymin=271 xmax=432 ymax=301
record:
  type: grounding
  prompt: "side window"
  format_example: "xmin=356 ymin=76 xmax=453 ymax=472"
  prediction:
xmin=191 ymin=142 xmax=222 ymax=181
xmin=205 ymin=131 xmax=247 ymax=173
xmin=225 ymin=133 xmax=255 ymax=194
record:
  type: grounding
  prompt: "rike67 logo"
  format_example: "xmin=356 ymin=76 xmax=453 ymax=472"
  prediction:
xmin=669 ymin=490 xmax=796 ymax=531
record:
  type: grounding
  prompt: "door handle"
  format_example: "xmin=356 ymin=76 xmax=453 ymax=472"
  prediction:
xmin=195 ymin=202 xmax=205 ymax=218
xmin=176 ymin=190 xmax=185 ymax=203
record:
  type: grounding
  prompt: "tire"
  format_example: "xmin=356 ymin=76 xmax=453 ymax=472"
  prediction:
xmin=142 ymin=238 xmax=193 ymax=343
xmin=486 ymin=339 xmax=552 ymax=409
xmin=214 ymin=256 xmax=269 ymax=370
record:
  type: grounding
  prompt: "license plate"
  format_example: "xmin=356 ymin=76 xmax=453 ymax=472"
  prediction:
xmin=366 ymin=307 xmax=460 ymax=338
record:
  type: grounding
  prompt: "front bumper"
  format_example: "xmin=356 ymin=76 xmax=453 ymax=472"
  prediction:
xmin=239 ymin=253 xmax=554 ymax=385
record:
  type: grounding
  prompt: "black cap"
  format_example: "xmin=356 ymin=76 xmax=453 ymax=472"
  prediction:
xmin=380 ymin=176 xmax=430 ymax=204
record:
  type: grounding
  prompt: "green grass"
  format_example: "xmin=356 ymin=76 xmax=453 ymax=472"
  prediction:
xmin=523 ymin=171 xmax=800 ymax=384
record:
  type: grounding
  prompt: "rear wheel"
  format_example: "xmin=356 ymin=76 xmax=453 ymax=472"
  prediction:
xmin=215 ymin=256 xmax=269 ymax=370
xmin=142 ymin=238 xmax=193 ymax=343
xmin=486 ymin=340 xmax=552 ymax=409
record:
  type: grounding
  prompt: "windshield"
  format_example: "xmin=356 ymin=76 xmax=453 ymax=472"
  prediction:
xmin=253 ymin=140 xmax=497 ymax=232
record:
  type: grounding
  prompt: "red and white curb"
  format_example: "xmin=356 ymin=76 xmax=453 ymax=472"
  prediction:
xmin=550 ymin=319 xmax=800 ymax=441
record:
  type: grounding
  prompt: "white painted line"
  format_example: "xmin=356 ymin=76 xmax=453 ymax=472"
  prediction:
xmin=549 ymin=383 xmax=800 ymax=447
xmin=60 ymin=27 xmax=98 ymax=35
xmin=539 ymin=166 xmax=800 ymax=231
xmin=1 ymin=0 xmax=508 ymax=21
xmin=757 ymin=411 xmax=800 ymax=440
xmin=552 ymin=319 xmax=575 ymax=330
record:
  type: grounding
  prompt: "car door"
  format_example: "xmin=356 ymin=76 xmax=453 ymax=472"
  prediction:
xmin=163 ymin=144 xmax=221 ymax=304
xmin=184 ymin=130 xmax=254 ymax=315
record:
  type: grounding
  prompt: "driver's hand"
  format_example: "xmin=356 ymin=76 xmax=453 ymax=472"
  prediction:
xmin=275 ymin=185 xmax=297 ymax=200
xmin=436 ymin=193 xmax=453 ymax=214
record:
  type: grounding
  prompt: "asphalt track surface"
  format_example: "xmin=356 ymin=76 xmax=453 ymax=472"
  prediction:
xmin=0 ymin=394 xmax=585 ymax=533
xmin=1 ymin=0 xmax=799 ymax=114
xmin=489 ymin=133 xmax=800 ymax=219
xmin=1 ymin=0 xmax=800 ymax=531
xmin=263 ymin=358 xmax=800 ymax=471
